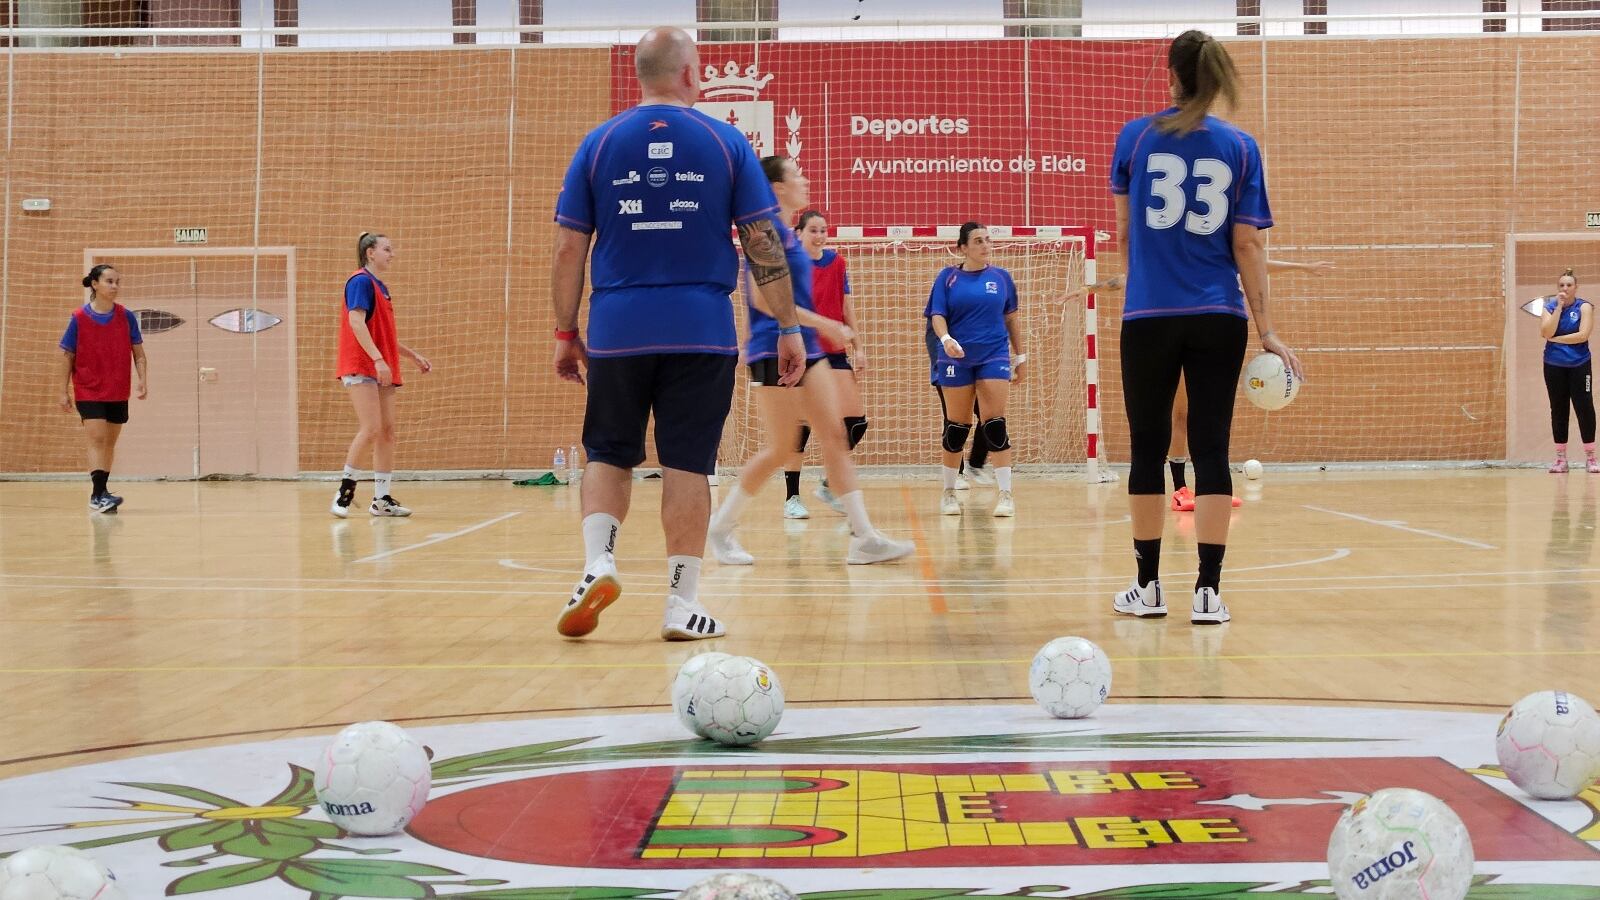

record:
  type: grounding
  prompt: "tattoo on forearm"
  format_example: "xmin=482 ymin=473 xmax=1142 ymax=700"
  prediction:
xmin=738 ymin=220 xmax=790 ymax=287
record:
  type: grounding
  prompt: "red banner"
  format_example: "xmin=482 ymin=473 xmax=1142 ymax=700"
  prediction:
xmin=609 ymin=40 xmax=1170 ymax=231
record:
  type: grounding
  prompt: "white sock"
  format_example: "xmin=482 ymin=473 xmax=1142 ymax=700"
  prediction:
xmin=996 ymin=466 xmax=1013 ymax=492
xmin=582 ymin=512 xmax=621 ymax=565
xmin=711 ymin=486 xmax=754 ymax=533
xmin=840 ymin=489 xmax=873 ymax=537
xmin=943 ymin=466 xmax=959 ymax=489
xmin=667 ymin=555 xmax=701 ymax=602
xmin=375 ymin=472 xmax=392 ymax=499
xmin=342 ymin=464 xmax=360 ymax=480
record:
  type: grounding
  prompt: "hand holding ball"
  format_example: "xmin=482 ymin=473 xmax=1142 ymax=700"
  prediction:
xmin=1245 ymin=352 xmax=1299 ymax=411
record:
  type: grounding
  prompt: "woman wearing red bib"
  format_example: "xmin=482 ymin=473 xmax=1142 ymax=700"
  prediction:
xmin=58 ymin=264 xmax=147 ymax=513
xmin=332 ymin=232 xmax=431 ymax=518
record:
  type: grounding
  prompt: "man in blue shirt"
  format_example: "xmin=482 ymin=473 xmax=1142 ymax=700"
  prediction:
xmin=549 ymin=25 xmax=805 ymax=643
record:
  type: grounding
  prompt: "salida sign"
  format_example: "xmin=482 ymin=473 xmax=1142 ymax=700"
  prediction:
xmin=609 ymin=40 xmax=1171 ymax=229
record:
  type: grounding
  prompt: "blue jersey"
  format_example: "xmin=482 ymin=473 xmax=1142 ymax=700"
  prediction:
xmin=60 ymin=304 xmax=142 ymax=352
xmin=924 ymin=265 xmax=1018 ymax=366
xmin=555 ymin=104 xmax=781 ymax=357
xmin=1546 ymin=298 xmax=1592 ymax=367
xmin=742 ymin=221 xmax=822 ymax=363
xmin=344 ymin=271 xmax=387 ymax=316
xmin=1110 ymin=109 xmax=1272 ymax=320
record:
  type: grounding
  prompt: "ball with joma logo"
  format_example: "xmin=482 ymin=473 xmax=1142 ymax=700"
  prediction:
xmin=1244 ymin=351 xmax=1299 ymax=411
xmin=1326 ymin=787 xmax=1473 ymax=900
xmin=691 ymin=655 xmax=784 ymax=746
xmin=679 ymin=872 xmax=797 ymax=900
xmin=1028 ymin=636 xmax=1112 ymax=719
xmin=671 ymin=651 xmax=732 ymax=737
xmin=0 ymin=845 xmax=124 ymax=900
xmin=1495 ymin=690 xmax=1600 ymax=800
xmin=313 ymin=721 xmax=432 ymax=836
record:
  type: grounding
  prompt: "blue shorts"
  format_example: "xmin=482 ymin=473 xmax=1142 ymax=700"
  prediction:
xmin=825 ymin=352 xmax=852 ymax=372
xmin=933 ymin=356 xmax=1012 ymax=387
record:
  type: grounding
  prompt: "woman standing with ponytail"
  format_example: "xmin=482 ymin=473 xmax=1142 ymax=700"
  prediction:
xmin=332 ymin=232 xmax=431 ymax=518
xmin=1540 ymin=268 xmax=1596 ymax=473
xmin=58 ymin=264 xmax=147 ymax=513
xmin=1108 ymin=29 xmax=1303 ymax=625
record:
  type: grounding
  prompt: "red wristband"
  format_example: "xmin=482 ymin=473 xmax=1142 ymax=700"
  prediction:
xmin=554 ymin=328 xmax=579 ymax=341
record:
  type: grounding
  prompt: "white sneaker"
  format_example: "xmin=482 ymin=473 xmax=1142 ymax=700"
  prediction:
xmin=993 ymin=490 xmax=1015 ymax=517
xmin=370 ymin=495 xmax=411 ymax=517
xmin=558 ymin=553 xmax=622 ymax=638
xmin=707 ymin=526 xmax=755 ymax=565
xmin=331 ymin=478 xmax=356 ymax=518
xmin=846 ymin=531 xmax=915 ymax=565
xmin=1113 ymin=580 xmax=1167 ymax=618
xmin=783 ymin=496 xmax=810 ymax=519
xmin=968 ymin=465 xmax=995 ymax=486
xmin=954 ymin=472 xmax=971 ymax=491
xmin=661 ymin=595 xmax=726 ymax=641
xmin=814 ymin=481 xmax=845 ymax=514
xmin=940 ymin=489 xmax=961 ymax=516
xmin=1191 ymin=587 xmax=1231 ymax=625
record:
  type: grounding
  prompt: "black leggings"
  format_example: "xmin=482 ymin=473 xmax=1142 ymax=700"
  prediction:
xmin=1121 ymin=314 xmax=1248 ymax=496
xmin=1545 ymin=360 xmax=1596 ymax=444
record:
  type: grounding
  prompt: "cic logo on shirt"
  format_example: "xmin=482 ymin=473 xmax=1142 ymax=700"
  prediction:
xmin=648 ymin=142 xmax=673 ymax=159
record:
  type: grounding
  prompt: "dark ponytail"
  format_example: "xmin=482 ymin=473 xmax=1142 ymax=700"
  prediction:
xmin=760 ymin=154 xmax=790 ymax=184
xmin=1159 ymin=30 xmax=1239 ymax=136
xmin=82 ymin=264 xmax=115 ymax=292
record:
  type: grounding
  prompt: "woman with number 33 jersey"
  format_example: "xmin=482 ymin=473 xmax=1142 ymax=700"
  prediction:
xmin=1108 ymin=29 xmax=1304 ymax=627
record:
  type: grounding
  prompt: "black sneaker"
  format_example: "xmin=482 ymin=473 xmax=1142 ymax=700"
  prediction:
xmin=88 ymin=493 xmax=120 ymax=514
xmin=330 ymin=478 xmax=357 ymax=518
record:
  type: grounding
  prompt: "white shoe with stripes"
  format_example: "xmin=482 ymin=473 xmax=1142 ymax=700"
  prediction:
xmin=661 ymin=595 xmax=726 ymax=641
xmin=1112 ymin=580 xmax=1166 ymax=618
xmin=1191 ymin=587 xmax=1231 ymax=625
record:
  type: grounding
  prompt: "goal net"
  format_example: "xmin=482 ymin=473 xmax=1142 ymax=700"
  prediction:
xmin=718 ymin=227 xmax=1096 ymax=474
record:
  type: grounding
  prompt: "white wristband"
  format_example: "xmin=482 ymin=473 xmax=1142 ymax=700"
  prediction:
xmin=940 ymin=334 xmax=957 ymax=345
xmin=1013 ymin=353 xmax=1028 ymax=365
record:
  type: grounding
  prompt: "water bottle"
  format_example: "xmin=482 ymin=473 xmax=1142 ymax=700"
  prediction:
xmin=553 ymin=447 xmax=566 ymax=481
xmin=568 ymin=444 xmax=580 ymax=483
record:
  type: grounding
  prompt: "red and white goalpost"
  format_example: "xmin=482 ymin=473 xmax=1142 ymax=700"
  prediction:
xmin=718 ymin=225 xmax=1108 ymax=478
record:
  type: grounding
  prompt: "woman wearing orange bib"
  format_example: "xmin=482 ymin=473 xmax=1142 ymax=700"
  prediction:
xmin=333 ymin=232 xmax=431 ymax=518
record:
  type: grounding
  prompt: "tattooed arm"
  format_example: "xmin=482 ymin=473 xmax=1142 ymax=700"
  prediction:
xmin=738 ymin=218 xmax=799 ymax=329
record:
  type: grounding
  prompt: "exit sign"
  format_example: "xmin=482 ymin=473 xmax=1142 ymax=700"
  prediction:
xmin=175 ymin=227 xmax=208 ymax=244
xmin=1588 ymin=212 xmax=1600 ymax=228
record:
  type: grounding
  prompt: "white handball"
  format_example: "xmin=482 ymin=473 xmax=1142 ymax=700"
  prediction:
xmin=672 ymin=651 xmax=732 ymax=737
xmin=1244 ymin=352 xmax=1299 ymax=411
xmin=1326 ymin=788 xmax=1474 ymax=900
xmin=0 ymin=846 xmax=124 ymax=900
xmin=313 ymin=721 xmax=432 ymax=835
xmin=679 ymin=873 xmax=798 ymax=900
xmin=691 ymin=655 xmax=784 ymax=746
xmin=1029 ymin=636 xmax=1112 ymax=719
xmin=1243 ymin=459 xmax=1263 ymax=480
xmin=1495 ymin=690 xmax=1600 ymax=800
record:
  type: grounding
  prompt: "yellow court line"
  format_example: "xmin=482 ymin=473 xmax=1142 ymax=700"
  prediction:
xmin=3 ymin=647 xmax=1599 ymax=675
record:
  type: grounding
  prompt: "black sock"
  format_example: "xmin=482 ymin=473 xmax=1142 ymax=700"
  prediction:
xmin=91 ymin=469 xmax=108 ymax=496
xmin=1169 ymin=458 xmax=1187 ymax=490
xmin=1197 ymin=542 xmax=1226 ymax=593
xmin=1134 ymin=538 xmax=1161 ymax=586
xmin=784 ymin=470 xmax=800 ymax=499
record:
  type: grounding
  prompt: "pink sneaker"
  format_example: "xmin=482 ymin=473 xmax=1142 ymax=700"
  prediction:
xmin=1550 ymin=458 xmax=1570 ymax=474
xmin=1587 ymin=456 xmax=1599 ymax=474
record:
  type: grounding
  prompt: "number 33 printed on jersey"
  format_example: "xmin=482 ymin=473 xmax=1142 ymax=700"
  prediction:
xmin=1144 ymin=154 xmax=1232 ymax=235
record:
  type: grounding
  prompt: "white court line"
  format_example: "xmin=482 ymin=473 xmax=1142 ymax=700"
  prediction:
xmin=1302 ymin=505 xmax=1496 ymax=550
xmin=355 ymin=512 xmax=521 ymax=564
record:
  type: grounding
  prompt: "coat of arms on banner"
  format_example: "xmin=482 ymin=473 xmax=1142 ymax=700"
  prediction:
xmin=697 ymin=61 xmax=801 ymax=160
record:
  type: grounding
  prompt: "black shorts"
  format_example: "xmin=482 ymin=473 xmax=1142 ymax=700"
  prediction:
xmin=746 ymin=355 xmax=824 ymax=387
xmin=825 ymin=352 xmax=853 ymax=372
xmin=76 ymin=400 xmax=129 ymax=425
xmin=583 ymin=353 xmax=737 ymax=476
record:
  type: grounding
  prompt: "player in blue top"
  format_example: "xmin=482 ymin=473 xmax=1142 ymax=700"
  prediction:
xmin=1108 ymin=29 xmax=1304 ymax=626
xmin=550 ymin=26 xmax=806 ymax=643
xmin=705 ymin=156 xmax=913 ymax=567
xmin=925 ymin=222 xmax=1027 ymax=518
xmin=1540 ymin=268 xmax=1595 ymax=473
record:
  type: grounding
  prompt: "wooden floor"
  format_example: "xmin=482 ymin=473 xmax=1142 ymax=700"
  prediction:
xmin=0 ymin=468 xmax=1591 ymax=777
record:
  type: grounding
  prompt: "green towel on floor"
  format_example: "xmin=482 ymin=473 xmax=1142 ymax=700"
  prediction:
xmin=513 ymin=472 xmax=564 ymax=486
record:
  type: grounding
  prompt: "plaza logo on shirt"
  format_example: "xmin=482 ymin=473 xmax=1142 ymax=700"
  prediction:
xmin=647 ymin=167 xmax=669 ymax=188
xmin=611 ymin=171 xmax=639 ymax=186
xmin=985 ymin=281 xmax=999 ymax=294
xmin=648 ymin=142 xmax=673 ymax=159
xmin=618 ymin=199 xmax=643 ymax=215
xmin=670 ymin=200 xmax=700 ymax=212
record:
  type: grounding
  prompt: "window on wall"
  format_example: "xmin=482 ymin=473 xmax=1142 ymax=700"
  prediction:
xmin=1237 ymin=0 xmax=1261 ymax=34
xmin=1303 ymin=0 xmax=1326 ymax=33
xmin=1544 ymin=0 xmax=1600 ymax=30
xmin=1484 ymin=0 xmax=1507 ymax=31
